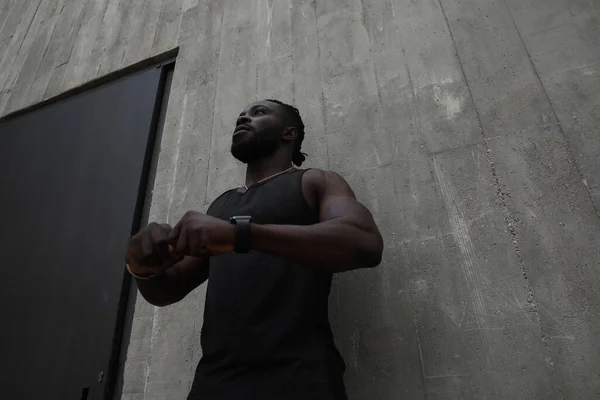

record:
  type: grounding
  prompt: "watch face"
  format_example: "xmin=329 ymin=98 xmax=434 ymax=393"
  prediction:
xmin=231 ymin=216 xmax=252 ymax=223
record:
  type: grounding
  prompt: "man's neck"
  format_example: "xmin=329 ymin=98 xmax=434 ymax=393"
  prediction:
xmin=245 ymin=156 xmax=293 ymax=187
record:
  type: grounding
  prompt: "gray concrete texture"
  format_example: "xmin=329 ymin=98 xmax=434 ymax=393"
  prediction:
xmin=2 ymin=0 xmax=600 ymax=398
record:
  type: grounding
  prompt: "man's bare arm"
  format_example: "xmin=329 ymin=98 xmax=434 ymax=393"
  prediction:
xmin=135 ymin=256 xmax=209 ymax=307
xmin=250 ymin=170 xmax=383 ymax=271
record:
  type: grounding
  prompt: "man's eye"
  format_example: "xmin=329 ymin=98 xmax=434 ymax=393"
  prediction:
xmin=255 ymin=109 xmax=265 ymax=115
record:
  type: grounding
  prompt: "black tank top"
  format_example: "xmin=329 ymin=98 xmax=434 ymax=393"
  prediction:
xmin=188 ymin=169 xmax=347 ymax=400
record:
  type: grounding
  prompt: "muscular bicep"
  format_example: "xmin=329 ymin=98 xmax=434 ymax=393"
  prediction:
xmin=318 ymin=171 xmax=380 ymax=234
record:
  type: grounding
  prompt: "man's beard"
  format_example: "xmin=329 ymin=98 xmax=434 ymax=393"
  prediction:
xmin=231 ymin=133 xmax=280 ymax=164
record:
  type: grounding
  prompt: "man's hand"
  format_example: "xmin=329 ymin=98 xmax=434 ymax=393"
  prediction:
xmin=126 ymin=223 xmax=183 ymax=277
xmin=168 ymin=211 xmax=235 ymax=256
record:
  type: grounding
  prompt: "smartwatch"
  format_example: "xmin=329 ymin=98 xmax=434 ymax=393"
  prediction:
xmin=229 ymin=216 xmax=252 ymax=253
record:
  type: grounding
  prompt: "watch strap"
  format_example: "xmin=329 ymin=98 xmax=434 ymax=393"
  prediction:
xmin=230 ymin=216 xmax=252 ymax=253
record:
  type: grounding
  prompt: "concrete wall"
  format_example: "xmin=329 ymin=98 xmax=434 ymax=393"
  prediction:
xmin=2 ymin=0 xmax=600 ymax=399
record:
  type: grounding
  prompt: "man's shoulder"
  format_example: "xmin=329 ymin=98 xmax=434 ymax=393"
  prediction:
xmin=302 ymin=168 xmax=344 ymax=184
xmin=302 ymin=168 xmax=327 ymax=193
xmin=302 ymin=168 xmax=349 ymax=189
xmin=301 ymin=169 xmax=354 ymax=206
xmin=206 ymin=188 xmax=238 ymax=215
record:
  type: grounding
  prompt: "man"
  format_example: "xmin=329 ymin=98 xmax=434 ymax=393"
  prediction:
xmin=125 ymin=99 xmax=384 ymax=399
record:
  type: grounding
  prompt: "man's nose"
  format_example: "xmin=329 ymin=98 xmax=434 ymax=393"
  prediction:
xmin=236 ymin=114 xmax=251 ymax=126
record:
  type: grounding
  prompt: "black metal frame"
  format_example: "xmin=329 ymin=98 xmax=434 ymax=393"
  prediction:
xmin=105 ymin=61 xmax=175 ymax=400
xmin=0 ymin=56 xmax=176 ymax=400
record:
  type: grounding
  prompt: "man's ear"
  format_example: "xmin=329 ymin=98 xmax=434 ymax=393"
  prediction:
xmin=282 ymin=127 xmax=297 ymax=142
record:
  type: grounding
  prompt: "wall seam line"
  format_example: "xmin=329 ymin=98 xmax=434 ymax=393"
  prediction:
xmin=398 ymin=34 xmax=428 ymax=397
xmin=203 ymin=0 xmax=227 ymax=206
xmin=436 ymin=1 xmax=551 ymax=398
xmin=500 ymin=0 xmax=600 ymax=220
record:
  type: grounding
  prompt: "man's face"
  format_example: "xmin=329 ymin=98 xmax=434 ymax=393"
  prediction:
xmin=231 ymin=101 xmax=286 ymax=164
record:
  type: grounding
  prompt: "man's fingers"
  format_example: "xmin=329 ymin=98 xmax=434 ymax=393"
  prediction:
xmin=168 ymin=220 xmax=182 ymax=247
xmin=174 ymin=226 xmax=188 ymax=255
xmin=169 ymin=219 xmax=190 ymax=256
xmin=141 ymin=233 xmax=161 ymax=267
xmin=166 ymin=252 xmax=184 ymax=267
xmin=154 ymin=224 xmax=185 ymax=267
xmin=152 ymin=238 xmax=171 ymax=265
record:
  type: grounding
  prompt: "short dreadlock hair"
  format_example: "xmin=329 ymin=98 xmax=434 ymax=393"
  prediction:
xmin=266 ymin=99 xmax=308 ymax=166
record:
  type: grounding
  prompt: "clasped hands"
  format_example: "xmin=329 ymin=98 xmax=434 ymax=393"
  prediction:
xmin=125 ymin=211 xmax=235 ymax=277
